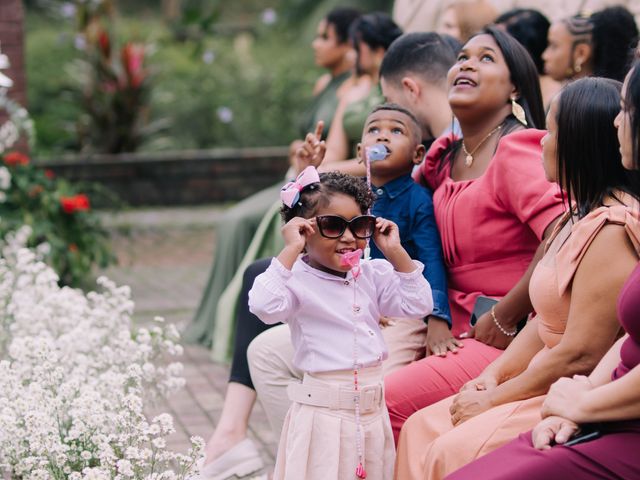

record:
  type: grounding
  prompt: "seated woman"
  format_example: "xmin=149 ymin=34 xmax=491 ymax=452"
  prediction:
xmin=384 ymin=25 xmax=564 ymax=442
xmin=446 ymin=62 xmax=640 ymax=480
xmin=542 ymin=5 xmax=638 ymax=84
xmin=394 ymin=77 xmax=640 ymax=479
xmin=317 ymin=11 xmax=402 ymax=174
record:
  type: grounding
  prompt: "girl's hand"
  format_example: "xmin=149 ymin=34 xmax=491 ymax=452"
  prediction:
xmin=449 ymin=389 xmax=493 ymax=426
xmin=532 ymin=415 xmax=579 ymax=450
xmin=426 ymin=317 xmax=463 ymax=357
xmin=281 ymin=217 xmax=315 ymax=253
xmin=373 ymin=217 xmax=402 ymax=254
xmin=541 ymin=375 xmax=593 ymax=422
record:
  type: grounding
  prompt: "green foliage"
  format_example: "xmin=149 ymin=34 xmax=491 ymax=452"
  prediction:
xmin=0 ymin=151 xmax=115 ymax=287
xmin=25 ymin=1 xmax=394 ymax=155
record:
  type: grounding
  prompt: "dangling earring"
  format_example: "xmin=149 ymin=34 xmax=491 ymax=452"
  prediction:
xmin=574 ymin=62 xmax=582 ymax=73
xmin=511 ymin=96 xmax=527 ymax=126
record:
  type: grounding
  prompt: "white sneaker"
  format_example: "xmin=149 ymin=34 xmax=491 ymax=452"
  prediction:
xmin=192 ymin=438 xmax=265 ymax=480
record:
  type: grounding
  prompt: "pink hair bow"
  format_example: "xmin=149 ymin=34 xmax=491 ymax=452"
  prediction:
xmin=280 ymin=166 xmax=321 ymax=208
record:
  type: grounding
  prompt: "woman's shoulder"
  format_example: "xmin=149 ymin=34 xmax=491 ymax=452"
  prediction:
xmin=494 ymin=128 xmax=546 ymax=160
xmin=414 ymin=133 xmax=458 ymax=188
xmin=555 ymin=196 xmax=640 ymax=293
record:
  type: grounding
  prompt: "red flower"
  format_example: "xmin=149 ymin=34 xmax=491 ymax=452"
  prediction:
xmin=3 ymin=151 xmax=29 ymax=166
xmin=44 ymin=169 xmax=55 ymax=179
xmin=60 ymin=194 xmax=91 ymax=214
xmin=121 ymin=43 xmax=146 ymax=88
xmin=98 ymin=29 xmax=111 ymax=59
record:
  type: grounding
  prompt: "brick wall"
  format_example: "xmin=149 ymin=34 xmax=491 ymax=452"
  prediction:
xmin=0 ymin=0 xmax=26 ymax=107
xmin=35 ymin=146 xmax=291 ymax=207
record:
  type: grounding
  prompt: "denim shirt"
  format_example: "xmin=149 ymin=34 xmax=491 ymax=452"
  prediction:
xmin=370 ymin=174 xmax=451 ymax=326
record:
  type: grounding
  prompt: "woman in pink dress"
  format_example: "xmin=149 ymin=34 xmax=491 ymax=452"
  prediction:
xmin=446 ymin=63 xmax=640 ymax=480
xmin=385 ymin=26 xmax=565 ymax=441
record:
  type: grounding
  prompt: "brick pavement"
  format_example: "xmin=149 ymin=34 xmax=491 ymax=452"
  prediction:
xmin=97 ymin=206 xmax=278 ymax=478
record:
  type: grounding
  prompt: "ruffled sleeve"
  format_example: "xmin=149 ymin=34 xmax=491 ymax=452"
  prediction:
xmin=556 ymin=201 xmax=640 ymax=295
xmin=486 ymin=129 xmax=565 ymax=240
xmin=412 ymin=133 xmax=458 ymax=191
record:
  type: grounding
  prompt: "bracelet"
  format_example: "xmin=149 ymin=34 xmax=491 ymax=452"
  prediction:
xmin=490 ymin=306 xmax=517 ymax=337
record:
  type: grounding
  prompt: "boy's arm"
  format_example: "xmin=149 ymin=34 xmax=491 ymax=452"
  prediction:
xmin=412 ymin=195 xmax=450 ymax=326
xmin=412 ymin=195 xmax=461 ymax=356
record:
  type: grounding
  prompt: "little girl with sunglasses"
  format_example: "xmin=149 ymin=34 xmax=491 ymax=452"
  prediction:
xmin=248 ymin=166 xmax=433 ymax=480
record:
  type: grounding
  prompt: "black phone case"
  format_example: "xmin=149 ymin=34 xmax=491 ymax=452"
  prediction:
xmin=469 ymin=296 xmax=498 ymax=326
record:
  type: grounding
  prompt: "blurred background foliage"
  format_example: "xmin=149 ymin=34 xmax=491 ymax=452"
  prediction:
xmin=24 ymin=0 xmax=393 ymax=156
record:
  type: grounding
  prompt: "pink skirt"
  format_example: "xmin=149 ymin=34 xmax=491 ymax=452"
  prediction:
xmin=274 ymin=365 xmax=395 ymax=480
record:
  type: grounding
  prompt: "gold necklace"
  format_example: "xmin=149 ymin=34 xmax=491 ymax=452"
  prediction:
xmin=462 ymin=125 xmax=502 ymax=167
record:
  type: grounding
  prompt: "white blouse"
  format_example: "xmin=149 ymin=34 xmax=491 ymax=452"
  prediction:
xmin=248 ymin=256 xmax=433 ymax=373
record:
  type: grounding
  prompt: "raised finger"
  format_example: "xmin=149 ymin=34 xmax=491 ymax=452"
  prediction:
xmin=314 ymin=120 xmax=324 ymax=139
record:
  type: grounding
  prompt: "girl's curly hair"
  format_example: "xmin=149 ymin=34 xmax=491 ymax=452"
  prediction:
xmin=280 ymin=171 xmax=374 ymax=222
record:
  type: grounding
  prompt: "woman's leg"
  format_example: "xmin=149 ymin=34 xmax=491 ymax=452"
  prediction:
xmin=385 ymin=338 xmax=503 ymax=443
xmin=202 ymin=258 xmax=274 ymax=466
xmin=446 ymin=427 xmax=640 ymax=480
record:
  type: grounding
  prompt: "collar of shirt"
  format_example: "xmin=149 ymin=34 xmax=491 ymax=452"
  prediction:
xmin=297 ymin=255 xmax=358 ymax=282
xmin=372 ymin=173 xmax=415 ymax=200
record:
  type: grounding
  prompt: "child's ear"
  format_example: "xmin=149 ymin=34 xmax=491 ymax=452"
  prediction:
xmin=356 ymin=142 xmax=363 ymax=162
xmin=412 ymin=143 xmax=426 ymax=165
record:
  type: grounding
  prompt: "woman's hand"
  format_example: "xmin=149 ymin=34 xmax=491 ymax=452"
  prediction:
xmin=459 ymin=373 xmax=499 ymax=393
xmin=426 ymin=317 xmax=463 ymax=357
xmin=541 ymin=375 xmax=593 ymax=422
xmin=449 ymin=389 xmax=494 ymax=426
xmin=295 ymin=121 xmax=326 ymax=173
xmin=464 ymin=309 xmax=516 ymax=350
xmin=531 ymin=415 xmax=580 ymax=450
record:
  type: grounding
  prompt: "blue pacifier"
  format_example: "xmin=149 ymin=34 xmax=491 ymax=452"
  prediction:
xmin=366 ymin=143 xmax=389 ymax=162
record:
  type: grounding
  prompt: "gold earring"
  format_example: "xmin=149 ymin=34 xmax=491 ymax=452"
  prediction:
xmin=511 ymin=97 xmax=527 ymax=126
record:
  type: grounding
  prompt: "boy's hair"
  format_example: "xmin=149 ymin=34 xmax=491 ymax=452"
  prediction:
xmin=369 ymin=103 xmax=422 ymax=144
xmin=280 ymin=172 xmax=374 ymax=223
xmin=380 ymin=32 xmax=459 ymax=88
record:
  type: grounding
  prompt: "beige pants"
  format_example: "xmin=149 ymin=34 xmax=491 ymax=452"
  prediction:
xmin=247 ymin=317 xmax=428 ymax=438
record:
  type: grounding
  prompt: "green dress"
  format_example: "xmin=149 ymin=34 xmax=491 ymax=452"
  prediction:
xmin=183 ymin=72 xmax=350 ymax=356
xmin=342 ymin=84 xmax=385 ymax=156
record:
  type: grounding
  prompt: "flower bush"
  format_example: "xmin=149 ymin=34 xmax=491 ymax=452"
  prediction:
xmin=0 ymin=227 xmax=203 ymax=479
xmin=0 ymin=149 xmax=115 ymax=287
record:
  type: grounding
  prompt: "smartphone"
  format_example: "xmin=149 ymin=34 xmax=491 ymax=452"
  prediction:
xmin=563 ymin=423 xmax=602 ymax=446
xmin=469 ymin=295 xmax=498 ymax=326
xmin=469 ymin=295 xmax=528 ymax=331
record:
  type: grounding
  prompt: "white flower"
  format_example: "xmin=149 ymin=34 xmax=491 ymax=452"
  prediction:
xmin=216 ymin=106 xmax=233 ymax=124
xmin=0 ymin=230 xmax=200 ymax=478
xmin=0 ymin=165 xmax=10 ymax=189
xmin=202 ymin=50 xmax=215 ymax=64
xmin=261 ymin=8 xmax=278 ymax=25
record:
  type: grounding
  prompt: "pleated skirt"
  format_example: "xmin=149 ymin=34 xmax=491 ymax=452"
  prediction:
xmin=273 ymin=366 xmax=395 ymax=480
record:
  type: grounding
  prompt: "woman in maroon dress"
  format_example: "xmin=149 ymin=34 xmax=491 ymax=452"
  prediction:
xmin=446 ymin=61 xmax=640 ymax=480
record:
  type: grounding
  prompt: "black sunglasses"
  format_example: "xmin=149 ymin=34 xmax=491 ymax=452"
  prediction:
xmin=315 ymin=214 xmax=376 ymax=239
